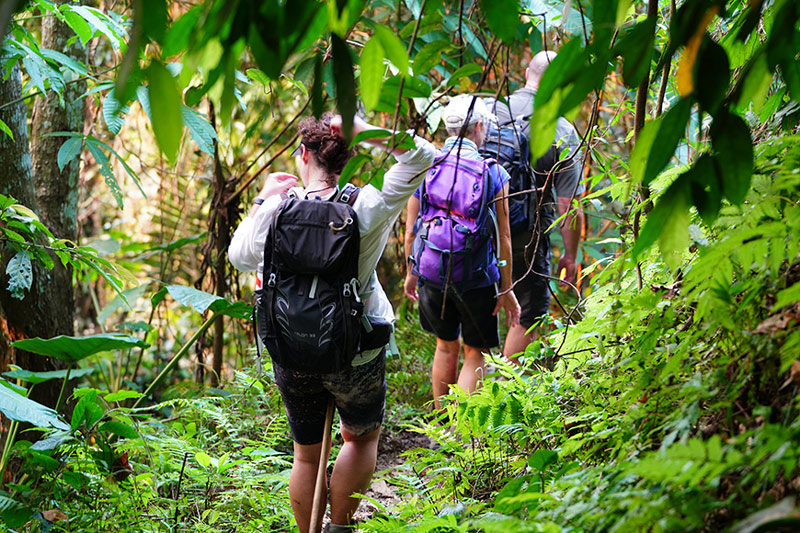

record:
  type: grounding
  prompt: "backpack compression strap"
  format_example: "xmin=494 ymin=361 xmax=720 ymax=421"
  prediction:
xmin=337 ymin=183 xmax=360 ymax=206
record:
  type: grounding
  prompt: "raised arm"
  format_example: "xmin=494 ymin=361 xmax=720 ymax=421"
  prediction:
xmin=330 ymin=115 xmax=412 ymax=157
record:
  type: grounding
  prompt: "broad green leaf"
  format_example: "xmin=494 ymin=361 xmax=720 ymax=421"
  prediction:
xmin=166 ymin=285 xmax=225 ymax=314
xmin=528 ymin=449 xmax=558 ymax=471
xmin=481 ymin=0 xmax=519 ymax=44
xmin=70 ymin=6 xmax=123 ymax=49
xmin=311 ymin=52 xmax=324 ymax=117
xmin=374 ymin=25 xmax=409 ymax=77
xmin=246 ymin=68 xmax=270 ymax=86
xmin=40 ymin=48 xmax=91 ymax=76
xmin=332 ymin=34 xmax=356 ymax=140
xmin=529 ymin=87 xmax=563 ymax=160
xmin=195 ymin=451 xmax=212 ymax=468
xmin=633 ymin=176 xmax=690 ymax=263
xmin=359 ymin=37 xmax=384 ymax=111
xmin=11 ymin=333 xmax=148 ymax=363
xmin=773 ymin=282 xmax=800 ymax=312
xmin=615 ymin=16 xmax=656 ymax=88
xmin=71 ymin=389 xmax=103 ymax=431
xmin=349 ymin=129 xmax=416 ymax=149
xmin=0 ymin=384 xmax=68 ymax=430
xmin=22 ymin=55 xmax=47 ymax=94
xmin=3 ymin=367 xmax=95 ymax=384
xmin=104 ymin=390 xmax=144 ymax=402
xmin=641 ymin=98 xmax=691 ymax=185
xmin=57 ymin=137 xmax=83 ymax=172
xmin=98 ymin=420 xmax=139 ymax=439
xmin=412 ymin=39 xmax=451 ymax=77
xmin=6 ymin=251 xmax=32 ymax=300
xmin=141 ymin=0 xmax=167 ymax=44
xmin=0 ymin=118 xmax=13 ymax=140
xmin=339 ymin=154 xmax=371 ymax=187
xmin=163 ymin=6 xmax=202 ymax=58
xmin=736 ymin=53 xmax=772 ymax=113
xmin=181 ymin=106 xmax=217 ymax=155
xmin=61 ymin=9 xmax=93 ymax=46
xmin=695 ymin=36 xmax=730 ymax=116
xmin=535 ymin=38 xmax=584 ymax=107
xmin=711 ymin=112 xmax=753 ymax=205
xmin=445 ymin=63 xmax=483 ymax=89
xmin=687 ymin=154 xmax=723 ymax=224
xmin=102 ymin=89 xmax=128 ymax=135
xmin=147 ymin=61 xmax=183 ymax=162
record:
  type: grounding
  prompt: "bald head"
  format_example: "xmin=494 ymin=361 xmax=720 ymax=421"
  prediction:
xmin=525 ymin=50 xmax=557 ymax=90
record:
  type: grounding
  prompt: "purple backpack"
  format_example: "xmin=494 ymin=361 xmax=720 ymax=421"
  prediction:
xmin=411 ymin=151 xmax=499 ymax=289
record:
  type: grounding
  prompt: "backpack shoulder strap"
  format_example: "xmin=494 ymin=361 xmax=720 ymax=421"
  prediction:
xmin=337 ymin=183 xmax=360 ymax=206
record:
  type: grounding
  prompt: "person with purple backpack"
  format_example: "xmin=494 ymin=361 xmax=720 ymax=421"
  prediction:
xmin=403 ymin=95 xmax=521 ymax=411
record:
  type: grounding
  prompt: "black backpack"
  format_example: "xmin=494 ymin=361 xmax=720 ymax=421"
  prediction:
xmin=480 ymin=124 xmax=536 ymax=234
xmin=257 ymin=184 xmax=363 ymax=373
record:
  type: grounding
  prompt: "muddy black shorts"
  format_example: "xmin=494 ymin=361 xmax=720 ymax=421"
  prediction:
xmin=511 ymin=231 xmax=551 ymax=329
xmin=272 ymin=350 xmax=386 ymax=445
xmin=417 ymin=283 xmax=500 ymax=349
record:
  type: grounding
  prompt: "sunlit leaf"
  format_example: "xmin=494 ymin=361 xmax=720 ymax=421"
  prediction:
xmin=445 ymin=63 xmax=482 ymax=89
xmin=374 ymin=24 xmax=409 ymax=77
xmin=146 ymin=61 xmax=183 ymax=162
xmin=359 ymin=37 xmax=384 ymax=111
xmin=11 ymin=334 xmax=148 ymax=363
xmin=3 ymin=367 xmax=95 ymax=384
xmin=0 ymin=118 xmax=13 ymax=140
xmin=0 ymin=385 xmax=68 ymax=430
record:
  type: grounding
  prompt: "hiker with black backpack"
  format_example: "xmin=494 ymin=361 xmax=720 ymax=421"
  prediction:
xmin=229 ymin=112 xmax=434 ymax=533
xmin=403 ymin=95 xmax=521 ymax=412
xmin=482 ymin=50 xmax=585 ymax=366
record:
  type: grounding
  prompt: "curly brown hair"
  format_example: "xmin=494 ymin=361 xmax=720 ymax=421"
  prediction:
xmin=296 ymin=112 xmax=356 ymax=185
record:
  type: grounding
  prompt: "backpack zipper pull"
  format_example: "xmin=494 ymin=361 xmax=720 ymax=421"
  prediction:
xmin=350 ymin=278 xmax=361 ymax=303
xmin=343 ymin=283 xmax=351 ymax=297
xmin=309 ymin=275 xmax=319 ymax=299
xmin=267 ymin=273 xmax=276 ymax=287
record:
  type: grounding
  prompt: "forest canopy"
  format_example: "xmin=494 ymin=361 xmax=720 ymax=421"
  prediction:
xmin=0 ymin=0 xmax=799 ymax=531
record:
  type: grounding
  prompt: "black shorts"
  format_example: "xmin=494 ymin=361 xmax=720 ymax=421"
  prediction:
xmin=511 ymin=231 xmax=551 ymax=329
xmin=272 ymin=351 xmax=386 ymax=445
xmin=417 ymin=283 xmax=499 ymax=349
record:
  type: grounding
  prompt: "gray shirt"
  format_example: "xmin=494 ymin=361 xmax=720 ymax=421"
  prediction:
xmin=486 ymin=88 xmax=584 ymax=202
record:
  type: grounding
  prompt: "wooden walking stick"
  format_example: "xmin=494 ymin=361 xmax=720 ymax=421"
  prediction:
xmin=309 ymin=398 xmax=335 ymax=533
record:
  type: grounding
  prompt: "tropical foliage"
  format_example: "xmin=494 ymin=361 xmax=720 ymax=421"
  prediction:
xmin=0 ymin=0 xmax=798 ymax=531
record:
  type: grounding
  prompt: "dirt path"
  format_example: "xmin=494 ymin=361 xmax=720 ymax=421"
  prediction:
xmin=327 ymin=429 xmax=435 ymax=526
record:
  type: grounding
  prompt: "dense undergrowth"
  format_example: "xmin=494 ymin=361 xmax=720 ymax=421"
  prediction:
xmin=2 ymin=137 xmax=799 ymax=531
xmin=359 ymin=134 xmax=800 ymax=532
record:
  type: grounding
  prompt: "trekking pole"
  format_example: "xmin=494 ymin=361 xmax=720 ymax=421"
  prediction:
xmin=310 ymin=398 xmax=335 ymax=533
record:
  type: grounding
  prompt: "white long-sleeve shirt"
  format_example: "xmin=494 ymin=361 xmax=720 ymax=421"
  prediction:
xmin=229 ymin=136 xmax=435 ymax=365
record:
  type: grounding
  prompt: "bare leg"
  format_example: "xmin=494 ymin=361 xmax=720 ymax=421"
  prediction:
xmin=458 ymin=344 xmax=485 ymax=394
xmin=431 ymin=338 xmax=461 ymax=410
xmin=329 ymin=426 xmax=381 ymax=526
xmin=503 ymin=323 xmax=533 ymax=363
xmin=289 ymin=439 xmax=331 ymax=533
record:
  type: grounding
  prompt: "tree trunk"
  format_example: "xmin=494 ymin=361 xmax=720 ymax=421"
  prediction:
xmin=0 ymin=1 xmax=85 ymax=411
xmin=0 ymin=64 xmax=66 ymax=409
xmin=31 ymin=1 xmax=85 ymax=242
